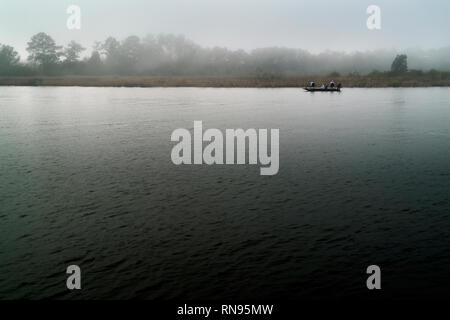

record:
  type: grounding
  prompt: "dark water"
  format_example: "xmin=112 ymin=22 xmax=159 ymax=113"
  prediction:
xmin=1 ymin=87 xmax=449 ymax=300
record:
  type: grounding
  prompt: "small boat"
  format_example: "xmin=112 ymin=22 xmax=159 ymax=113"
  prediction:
xmin=304 ymin=87 xmax=341 ymax=92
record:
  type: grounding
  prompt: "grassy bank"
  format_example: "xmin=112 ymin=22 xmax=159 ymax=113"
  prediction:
xmin=1 ymin=73 xmax=450 ymax=88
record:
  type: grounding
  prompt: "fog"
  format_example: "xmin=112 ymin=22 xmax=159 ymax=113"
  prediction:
xmin=1 ymin=0 xmax=449 ymax=76
xmin=1 ymin=32 xmax=450 ymax=77
xmin=1 ymin=0 xmax=449 ymax=56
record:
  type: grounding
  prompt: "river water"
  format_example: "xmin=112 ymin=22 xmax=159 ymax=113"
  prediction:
xmin=0 ymin=87 xmax=449 ymax=299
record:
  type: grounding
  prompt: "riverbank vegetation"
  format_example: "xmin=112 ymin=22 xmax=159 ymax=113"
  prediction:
xmin=1 ymin=71 xmax=449 ymax=88
xmin=1 ymin=32 xmax=450 ymax=87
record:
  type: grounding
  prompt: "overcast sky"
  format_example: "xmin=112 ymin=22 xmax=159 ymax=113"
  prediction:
xmin=1 ymin=0 xmax=449 ymax=58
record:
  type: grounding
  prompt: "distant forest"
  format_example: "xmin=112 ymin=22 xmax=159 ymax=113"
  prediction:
xmin=1 ymin=32 xmax=450 ymax=77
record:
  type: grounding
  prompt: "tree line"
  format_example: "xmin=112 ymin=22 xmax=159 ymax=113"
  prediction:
xmin=1 ymin=32 xmax=450 ymax=77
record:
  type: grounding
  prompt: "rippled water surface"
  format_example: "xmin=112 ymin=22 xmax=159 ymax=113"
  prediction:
xmin=1 ymin=87 xmax=449 ymax=299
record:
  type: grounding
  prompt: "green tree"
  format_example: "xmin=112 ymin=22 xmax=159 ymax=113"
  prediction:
xmin=97 ymin=37 xmax=121 ymax=61
xmin=96 ymin=37 xmax=122 ymax=73
xmin=26 ymin=32 xmax=62 ymax=74
xmin=118 ymin=36 xmax=142 ymax=73
xmin=0 ymin=44 xmax=20 ymax=65
xmin=63 ymin=41 xmax=85 ymax=63
xmin=85 ymin=51 xmax=104 ymax=75
xmin=391 ymin=54 xmax=408 ymax=74
xmin=0 ymin=44 xmax=20 ymax=74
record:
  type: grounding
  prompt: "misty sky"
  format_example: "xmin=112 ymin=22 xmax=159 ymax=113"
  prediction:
xmin=1 ymin=0 xmax=449 ymax=58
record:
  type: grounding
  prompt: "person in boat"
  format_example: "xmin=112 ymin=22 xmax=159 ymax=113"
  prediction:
xmin=337 ymin=83 xmax=342 ymax=89
xmin=309 ymin=81 xmax=315 ymax=87
xmin=321 ymin=84 xmax=325 ymax=89
xmin=330 ymin=80 xmax=335 ymax=88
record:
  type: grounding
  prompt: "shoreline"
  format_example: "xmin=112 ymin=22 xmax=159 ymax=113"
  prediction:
xmin=1 ymin=76 xmax=449 ymax=88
